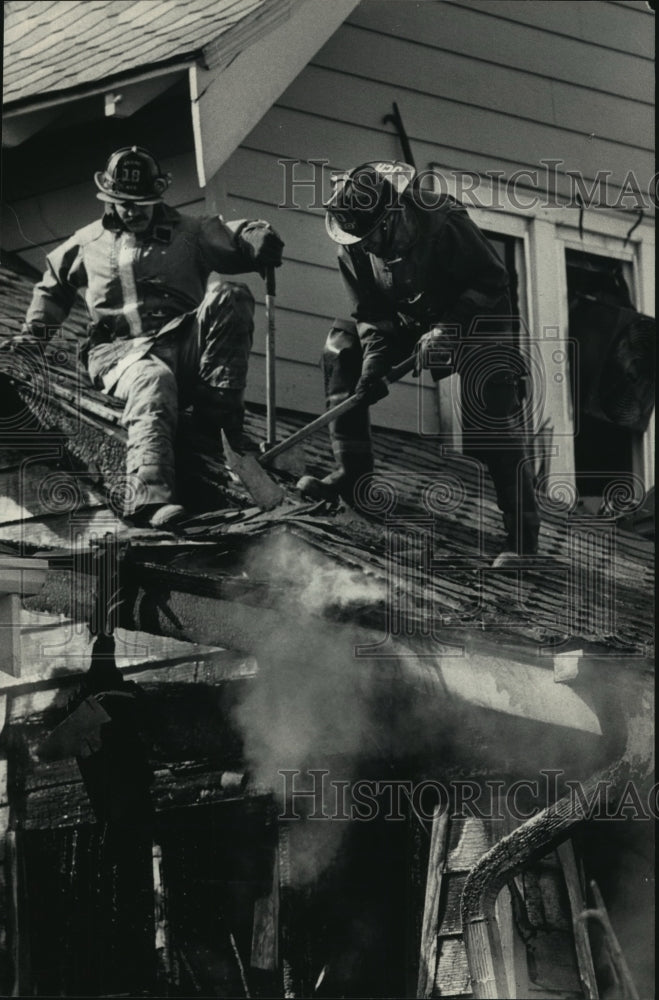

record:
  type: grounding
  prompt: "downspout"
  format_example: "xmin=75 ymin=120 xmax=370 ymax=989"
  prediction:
xmin=460 ymin=693 xmax=654 ymax=999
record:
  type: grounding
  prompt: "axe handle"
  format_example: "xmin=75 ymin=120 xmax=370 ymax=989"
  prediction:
xmin=260 ymin=353 xmax=417 ymax=466
xmin=265 ymin=267 xmax=277 ymax=446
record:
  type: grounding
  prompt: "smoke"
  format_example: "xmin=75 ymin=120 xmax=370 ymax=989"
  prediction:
xmin=241 ymin=529 xmax=386 ymax=615
xmin=233 ymin=532 xmax=388 ymax=884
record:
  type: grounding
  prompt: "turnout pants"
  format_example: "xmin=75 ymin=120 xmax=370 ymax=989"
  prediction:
xmin=322 ymin=319 xmax=540 ymax=554
xmin=88 ymin=282 xmax=255 ymax=509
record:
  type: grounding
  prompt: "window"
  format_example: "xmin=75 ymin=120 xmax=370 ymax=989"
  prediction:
xmin=565 ymin=248 xmax=653 ymax=505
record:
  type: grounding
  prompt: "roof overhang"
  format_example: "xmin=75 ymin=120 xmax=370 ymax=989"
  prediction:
xmin=2 ymin=65 xmax=192 ymax=147
xmin=189 ymin=0 xmax=361 ymax=186
xmin=3 ymin=0 xmax=360 ymax=167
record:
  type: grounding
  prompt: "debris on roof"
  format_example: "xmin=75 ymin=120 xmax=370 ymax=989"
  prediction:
xmin=0 ymin=260 xmax=654 ymax=661
xmin=0 ymin=255 xmax=653 ymax=1000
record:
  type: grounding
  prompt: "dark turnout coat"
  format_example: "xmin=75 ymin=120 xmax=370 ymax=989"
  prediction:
xmin=337 ymin=193 xmax=512 ymax=379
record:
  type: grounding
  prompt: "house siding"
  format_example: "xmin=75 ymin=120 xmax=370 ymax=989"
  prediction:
xmin=2 ymin=0 xmax=654 ymax=433
xmin=217 ymin=0 xmax=654 ymax=428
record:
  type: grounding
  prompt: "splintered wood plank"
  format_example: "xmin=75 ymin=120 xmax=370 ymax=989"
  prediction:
xmin=557 ymin=840 xmax=599 ymax=999
xmin=278 ymin=821 xmax=295 ymax=999
xmin=0 ymin=593 xmax=21 ymax=676
xmin=437 ymin=873 xmax=469 ymax=937
xmin=152 ymin=840 xmax=176 ymax=988
xmin=251 ymin=846 xmax=279 ymax=971
xmin=6 ymin=829 xmax=31 ymax=996
xmin=417 ymin=806 xmax=449 ymax=997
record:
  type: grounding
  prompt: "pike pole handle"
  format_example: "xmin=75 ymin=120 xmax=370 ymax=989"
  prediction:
xmin=265 ymin=266 xmax=277 ymax=447
xmin=260 ymin=353 xmax=417 ymax=467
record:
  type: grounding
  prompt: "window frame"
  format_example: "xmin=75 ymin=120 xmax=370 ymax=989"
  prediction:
xmin=427 ymin=169 xmax=655 ymax=491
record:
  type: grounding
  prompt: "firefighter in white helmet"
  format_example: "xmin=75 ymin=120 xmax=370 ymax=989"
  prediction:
xmin=298 ymin=161 xmax=539 ymax=559
xmin=18 ymin=146 xmax=284 ymax=528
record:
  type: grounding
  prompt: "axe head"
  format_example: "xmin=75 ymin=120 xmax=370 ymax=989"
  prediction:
xmin=258 ymin=440 xmax=307 ymax=479
xmin=222 ymin=431 xmax=284 ymax=510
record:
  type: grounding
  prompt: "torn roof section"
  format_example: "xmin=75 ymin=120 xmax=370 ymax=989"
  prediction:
xmin=0 ymin=257 xmax=654 ymax=668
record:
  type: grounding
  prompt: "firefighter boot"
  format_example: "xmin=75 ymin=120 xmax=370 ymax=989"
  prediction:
xmin=192 ymin=385 xmax=256 ymax=456
xmin=297 ymin=437 xmax=375 ymax=505
xmin=297 ymin=318 xmax=375 ymax=504
xmin=491 ymin=510 xmax=541 ymax=568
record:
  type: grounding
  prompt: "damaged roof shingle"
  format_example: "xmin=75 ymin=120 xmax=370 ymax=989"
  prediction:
xmin=0 ymin=258 xmax=654 ymax=662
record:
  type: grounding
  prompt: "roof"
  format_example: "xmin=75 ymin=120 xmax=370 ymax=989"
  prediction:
xmin=0 ymin=259 xmax=654 ymax=665
xmin=3 ymin=0 xmax=287 ymax=107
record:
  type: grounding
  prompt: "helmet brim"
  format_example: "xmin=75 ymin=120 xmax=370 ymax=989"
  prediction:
xmin=94 ymin=171 xmax=164 ymax=205
xmin=96 ymin=192 xmax=164 ymax=205
xmin=326 ymin=209 xmax=392 ymax=247
xmin=325 ymin=212 xmax=365 ymax=245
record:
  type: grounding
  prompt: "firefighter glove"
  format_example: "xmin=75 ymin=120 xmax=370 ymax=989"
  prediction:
xmin=413 ymin=327 xmax=453 ymax=376
xmin=354 ymin=371 xmax=389 ymax=406
xmin=238 ymin=221 xmax=285 ymax=271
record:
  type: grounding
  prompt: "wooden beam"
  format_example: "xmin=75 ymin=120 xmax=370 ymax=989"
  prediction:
xmin=416 ymin=805 xmax=449 ymax=997
xmin=0 ymin=595 xmax=21 ymax=677
xmin=2 ymin=106 xmax=62 ymax=147
xmin=277 ymin=822 xmax=295 ymax=999
xmin=0 ymin=557 xmax=49 ymax=596
xmin=557 ymin=840 xmax=599 ymax=999
xmin=6 ymin=829 xmax=31 ymax=996
xmin=152 ymin=840 xmax=177 ymax=989
xmin=251 ymin=847 xmax=279 ymax=972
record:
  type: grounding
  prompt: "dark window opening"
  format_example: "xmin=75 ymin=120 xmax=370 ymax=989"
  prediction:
xmin=483 ymin=231 xmax=521 ymax=345
xmin=565 ymin=250 xmax=651 ymax=501
xmin=16 ymin=800 xmax=413 ymax=998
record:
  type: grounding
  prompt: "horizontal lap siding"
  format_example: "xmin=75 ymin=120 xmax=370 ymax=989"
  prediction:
xmin=348 ymin=1 xmax=654 ymax=103
xmin=314 ymin=26 xmax=653 ymax=151
xmin=278 ymin=65 xmax=651 ymax=191
xmin=224 ymin=0 xmax=652 ymax=428
xmin=4 ymin=0 xmax=653 ymax=435
xmin=220 ymin=143 xmax=437 ymax=428
xmin=446 ymin=0 xmax=655 ymax=59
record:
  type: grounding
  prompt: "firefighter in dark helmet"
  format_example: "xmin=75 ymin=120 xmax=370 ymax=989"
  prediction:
xmin=18 ymin=146 xmax=284 ymax=528
xmin=297 ymin=161 xmax=539 ymax=559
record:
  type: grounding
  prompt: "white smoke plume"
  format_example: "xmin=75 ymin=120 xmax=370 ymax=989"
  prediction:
xmin=233 ymin=531 xmax=389 ymax=884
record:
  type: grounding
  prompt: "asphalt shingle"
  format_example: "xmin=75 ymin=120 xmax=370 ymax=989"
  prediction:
xmin=3 ymin=0 xmax=279 ymax=106
xmin=0 ymin=257 xmax=654 ymax=662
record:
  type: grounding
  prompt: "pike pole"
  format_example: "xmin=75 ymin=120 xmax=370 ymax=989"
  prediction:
xmin=265 ymin=266 xmax=277 ymax=447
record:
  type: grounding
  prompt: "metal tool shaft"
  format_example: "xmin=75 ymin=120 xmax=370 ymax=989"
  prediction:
xmin=265 ymin=267 xmax=277 ymax=447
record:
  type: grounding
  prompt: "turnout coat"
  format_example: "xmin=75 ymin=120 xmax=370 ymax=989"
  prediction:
xmin=24 ymin=204 xmax=258 ymax=381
